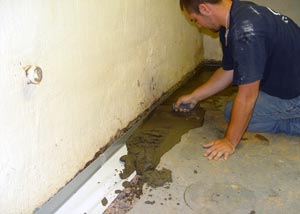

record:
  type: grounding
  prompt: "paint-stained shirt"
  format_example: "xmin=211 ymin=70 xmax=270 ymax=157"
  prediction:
xmin=220 ymin=0 xmax=300 ymax=99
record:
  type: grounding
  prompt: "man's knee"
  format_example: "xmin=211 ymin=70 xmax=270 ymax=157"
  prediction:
xmin=224 ymin=101 xmax=233 ymax=122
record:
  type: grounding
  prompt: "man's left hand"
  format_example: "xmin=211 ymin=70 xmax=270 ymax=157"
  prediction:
xmin=203 ymin=138 xmax=236 ymax=160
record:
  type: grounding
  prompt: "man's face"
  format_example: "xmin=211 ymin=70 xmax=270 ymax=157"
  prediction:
xmin=188 ymin=11 xmax=221 ymax=33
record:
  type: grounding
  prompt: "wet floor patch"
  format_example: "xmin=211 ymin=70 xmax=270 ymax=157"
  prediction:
xmin=119 ymin=104 xmax=205 ymax=184
xmin=113 ymin=102 xmax=205 ymax=210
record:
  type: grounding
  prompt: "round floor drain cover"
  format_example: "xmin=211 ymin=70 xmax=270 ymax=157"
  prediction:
xmin=184 ymin=181 xmax=256 ymax=214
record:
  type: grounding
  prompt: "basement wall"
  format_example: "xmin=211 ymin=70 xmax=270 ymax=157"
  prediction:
xmin=203 ymin=0 xmax=300 ymax=60
xmin=0 ymin=1 xmax=203 ymax=213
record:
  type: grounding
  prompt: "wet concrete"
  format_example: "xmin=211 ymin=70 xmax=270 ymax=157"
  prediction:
xmin=119 ymin=67 xmax=207 ymax=187
xmin=119 ymin=103 xmax=205 ymax=183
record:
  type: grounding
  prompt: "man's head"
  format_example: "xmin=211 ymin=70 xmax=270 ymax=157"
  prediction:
xmin=179 ymin=0 xmax=222 ymax=14
xmin=179 ymin=0 xmax=227 ymax=32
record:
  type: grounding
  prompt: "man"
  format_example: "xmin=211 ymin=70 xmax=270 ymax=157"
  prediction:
xmin=175 ymin=0 xmax=300 ymax=160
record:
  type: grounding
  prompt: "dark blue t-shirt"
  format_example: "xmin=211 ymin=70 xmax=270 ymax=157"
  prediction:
xmin=220 ymin=0 xmax=300 ymax=99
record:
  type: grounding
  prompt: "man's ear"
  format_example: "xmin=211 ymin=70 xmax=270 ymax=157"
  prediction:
xmin=198 ymin=3 xmax=211 ymax=16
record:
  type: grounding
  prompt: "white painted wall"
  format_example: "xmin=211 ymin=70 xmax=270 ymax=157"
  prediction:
xmin=203 ymin=0 xmax=300 ymax=60
xmin=0 ymin=1 xmax=203 ymax=213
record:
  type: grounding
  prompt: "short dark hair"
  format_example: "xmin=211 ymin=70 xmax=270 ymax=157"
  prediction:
xmin=179 ymin=0 xmax=222 ymax=14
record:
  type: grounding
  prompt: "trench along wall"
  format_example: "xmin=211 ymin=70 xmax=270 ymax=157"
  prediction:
xmin=203 ymin=0 xmax=300 ymax=61
xmin=0 ymin=1 xmax=203 ymax=213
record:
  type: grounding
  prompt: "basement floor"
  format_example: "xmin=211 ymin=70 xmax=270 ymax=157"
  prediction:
xmin=106 ymin=64 xmax=300 ymax=214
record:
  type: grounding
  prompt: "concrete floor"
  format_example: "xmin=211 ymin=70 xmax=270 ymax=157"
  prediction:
xmin=127 ymin=65 xmax=300 ymax=214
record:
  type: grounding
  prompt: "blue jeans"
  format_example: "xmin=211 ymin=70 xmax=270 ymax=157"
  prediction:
xmin=224 ymin=91 xmax=300 ymax=135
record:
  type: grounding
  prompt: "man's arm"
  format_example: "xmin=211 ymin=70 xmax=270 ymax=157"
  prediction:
xmin=204 ymin=80 xmax=260 ymax=160
xmin=176 ymin=67 xmax=233 ymax=106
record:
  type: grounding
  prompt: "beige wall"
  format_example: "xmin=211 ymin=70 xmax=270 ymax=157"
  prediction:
xmin=203 ymin=0 xmax=300 ymax=60
xmin=0 ymin=1 xmax=203 ymax=213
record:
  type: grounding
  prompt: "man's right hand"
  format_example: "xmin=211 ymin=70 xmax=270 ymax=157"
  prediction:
xmin=175 ymin=94 xmax=197 ymax=112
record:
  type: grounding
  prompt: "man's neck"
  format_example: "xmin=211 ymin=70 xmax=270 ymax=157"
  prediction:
xmin=213 ymin=0 xmax=233 ymax=28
